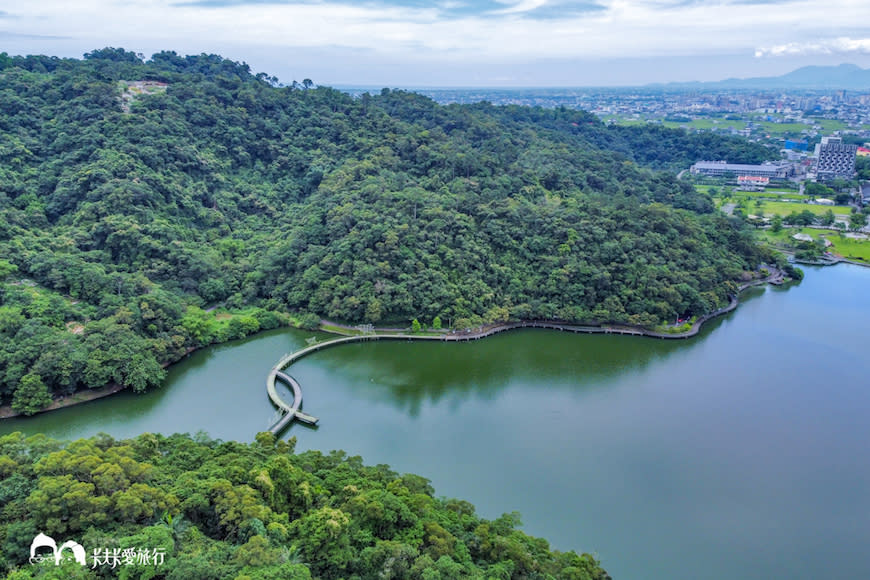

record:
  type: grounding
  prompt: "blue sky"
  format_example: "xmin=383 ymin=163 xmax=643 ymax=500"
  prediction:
xmin=2 ymin=0 xmax=870 ymax=86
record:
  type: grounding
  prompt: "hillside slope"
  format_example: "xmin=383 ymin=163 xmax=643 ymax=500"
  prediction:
xmin=0 ymin=48 xmax=776 ymax=412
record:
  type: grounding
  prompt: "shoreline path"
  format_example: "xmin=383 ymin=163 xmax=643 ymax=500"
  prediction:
xmin=265 ymin=266 xmax=786 ymax=434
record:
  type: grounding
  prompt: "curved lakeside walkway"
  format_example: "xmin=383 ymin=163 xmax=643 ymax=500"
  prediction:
xmin=265 ymin=268 xmax=787 ymax=434
xmin=267 ymin=372 xmax=319 ymax=434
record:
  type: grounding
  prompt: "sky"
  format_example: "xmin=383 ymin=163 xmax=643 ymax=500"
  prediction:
xmin=2 ymin=0 xmax=870 ymax=86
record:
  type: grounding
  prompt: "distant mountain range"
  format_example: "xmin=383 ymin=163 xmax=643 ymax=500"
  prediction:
xmin=653 ymin=63 xmax=870 ymax=90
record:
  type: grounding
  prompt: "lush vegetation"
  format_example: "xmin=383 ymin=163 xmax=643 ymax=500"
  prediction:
xmin=0 ymin=48 xmax=777 ymax=414
xmin=0 ymin=431 xmax=610 ymax=579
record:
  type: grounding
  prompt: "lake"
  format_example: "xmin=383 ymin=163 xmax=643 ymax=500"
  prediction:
xmin=3 ymin=264 xmax=870 ymax=579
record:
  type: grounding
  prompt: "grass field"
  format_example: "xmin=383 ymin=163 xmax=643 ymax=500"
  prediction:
xmin=757 ymin=122 xmax=812 ymax=135
xmin=320 ymin=323 xmax=363 ymax=335
xmin=605 ymin=113 xmax=858 ymax=137
xmin=729 ymin=191 xmax=807 ymax=202
xmin=763 ymin=194 xmax=807 ymax=201
xmin=699 ymin=187 xmax=803 ymax=203
xmin=760 ymin=227 xmax=870 ymax=262
xmin=602 ymin=117 xmax=646 ymax=126
xmin=762 ymin=188 xmax=802 ymax=196
xmin=823 ymin=234 xmax=870 ymax=262
xmin=663 ymin=118 xmax=747 ymax=131
xmin=754 ymin=200 xmax=851 ymax=219
xmin=810 ymin=119 xmax=849 ymax=133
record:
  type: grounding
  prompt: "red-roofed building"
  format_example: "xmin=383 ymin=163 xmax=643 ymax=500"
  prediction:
xmin=737 ymin=175 xmax=769 ymax=191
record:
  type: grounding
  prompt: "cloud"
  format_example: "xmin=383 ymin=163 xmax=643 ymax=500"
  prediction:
xmin=490 ymin=0 xmax=551 ymax=14
xmin=493 ymin=0 xmax=606 ymax=19
xmin=171 ymin=0 xmax=605 ymax=19
xmin=0 ymin=30 xmax=68 ymax=40
xmin=3 ymin=0 xmax=870 ymax=75
xmin=756 ymin=37 xmax=870 ymax=58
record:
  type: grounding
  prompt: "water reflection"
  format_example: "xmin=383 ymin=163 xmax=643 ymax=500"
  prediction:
xmin=291 ymin=303 xmax=761 ymax=416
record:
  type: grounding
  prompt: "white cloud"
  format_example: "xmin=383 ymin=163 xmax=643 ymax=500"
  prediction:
xmin=2 ymin=0 xmax=870 ymax=82
xmin=756 ymin=37 xmax=870 ymax=58
xmin=490 ymin=0 xmax=552 ymax=15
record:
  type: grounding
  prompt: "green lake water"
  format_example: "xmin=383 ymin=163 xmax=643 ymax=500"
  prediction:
xmin=3 ymin=264 xmax=870 ymax=579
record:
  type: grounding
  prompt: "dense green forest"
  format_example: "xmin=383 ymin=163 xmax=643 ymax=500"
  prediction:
xmin=0 ymin=431 xmax=610 ymax=579
xmin=0 ymin=48 xmax=779 ymax=414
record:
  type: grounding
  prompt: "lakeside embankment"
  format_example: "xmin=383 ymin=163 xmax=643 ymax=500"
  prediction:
xmin=1 ymin=267 xmax=790 ymax=420
xmin=0 ymin=347 xmax=196 ymax=419
xmin=318 ymin=267 xmax=786 ymax=342
xmin=263 ymin=266 xmax=789 ymax=421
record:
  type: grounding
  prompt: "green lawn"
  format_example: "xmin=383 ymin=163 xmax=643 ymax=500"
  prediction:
xmin=725 ymin=192 xmax=810 ymax=206
xmin=812 ymin=119 xmax=848 ymax=133
xmin=763 ymin=194 xmax=808 ymax=201
xmin=602 ymin=117 xmax=647 ymax=126
xmin=824 ymin=234 xmax=870 ymax=262
xmin=762 ymin=188 xmax=801 ymax=196
xmin=662 ymin=118 xmax=747 ymax=131
xmin=753 ymin=200 xmax=851 ymax=219
xmin=320 ymin=323 xmax=362 ymax=335
xmin=760 ymin=227 xmax=870 ymax=262
xmin=604 ymin=114 xmax=858 ymax=141
xmin=757 ymin=121 xmax=812 ymax=135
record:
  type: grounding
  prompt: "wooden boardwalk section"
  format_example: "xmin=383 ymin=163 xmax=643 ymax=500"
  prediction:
xmin=267 ymin=371 xmax=318 ymax=434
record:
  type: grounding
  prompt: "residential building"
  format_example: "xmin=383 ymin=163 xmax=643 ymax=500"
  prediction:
xmin=815 ymin=136 xmax=857 ymax=180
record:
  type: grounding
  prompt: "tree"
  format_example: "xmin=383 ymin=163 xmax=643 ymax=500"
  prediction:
xmin=850 ymin=211 xmax=868 ymax=231
xmin=786 ymin=210 xmax=816 ymax=226
xmin=432 ymin=316 xmax=442 ymax=330
xmin=11 ymin=373 xmax=53 ymax=416
xmin=770 ymin=214 xmax=783 ymax=233
xmin=0 ymin=259 xmax=18 ymax=280
xmin=123 ymin=354 xmax=166 ymax=393
xmin=297 ymin=313 xmax=321 ymax=330
xmin=411 ymin=318 xmax=422 ymax=333
xmin=805 ymin=182 xmax=835 ymax=198
xmin=181 ymin=306 xmax=215 ymax=346
xmin=290 ymin=507 xmax=353 ymax=575
xmin=365 ymin=299 xmax=383 ymax=323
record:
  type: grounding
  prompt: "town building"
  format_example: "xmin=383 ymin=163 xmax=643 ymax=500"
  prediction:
xmin=690 ymin=161 xmax=793 ymax=179
xmin=814 ymin=136 xmax=857 ymax=180
xmin=737 ymin=176 xmax=770 ymax=191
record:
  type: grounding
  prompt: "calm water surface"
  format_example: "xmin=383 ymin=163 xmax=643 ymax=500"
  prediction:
xmin=3 ymin=265 xmax=870 ymax=580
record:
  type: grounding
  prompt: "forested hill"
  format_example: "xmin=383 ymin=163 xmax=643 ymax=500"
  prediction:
xmin=1 ymin=48 xmax=777 ymax=413
xmin=0 ymin=431 xmax=611 ymax=579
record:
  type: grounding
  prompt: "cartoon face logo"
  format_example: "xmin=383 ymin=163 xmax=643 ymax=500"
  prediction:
xmin=29 ymin=533 xmax=86 ymax=566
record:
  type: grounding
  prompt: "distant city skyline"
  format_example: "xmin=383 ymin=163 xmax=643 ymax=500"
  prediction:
xmin=2 ymin=0 xmax=870 ymax=87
